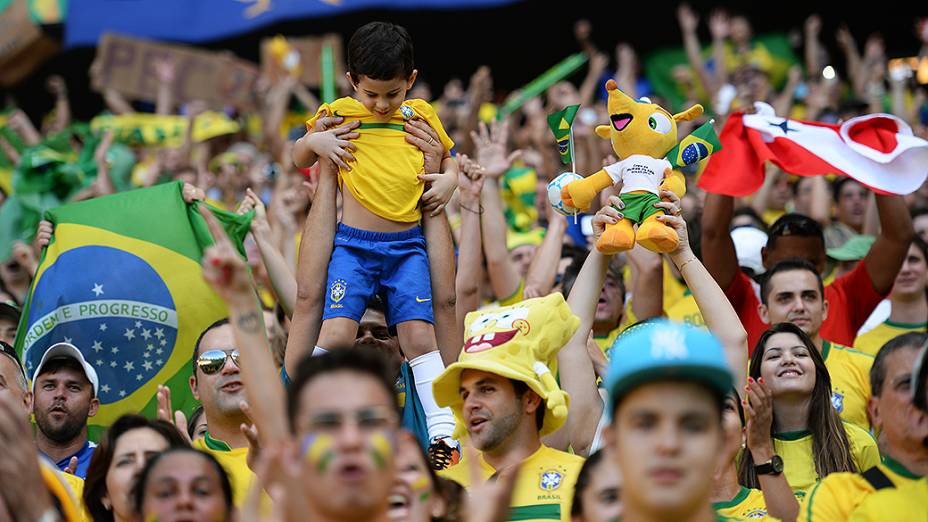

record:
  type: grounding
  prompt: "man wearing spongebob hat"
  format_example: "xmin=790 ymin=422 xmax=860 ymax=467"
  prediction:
xmin=433 ymin=293 xmax=585 ymax=522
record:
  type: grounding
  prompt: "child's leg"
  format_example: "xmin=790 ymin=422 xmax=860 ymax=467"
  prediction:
xmin=381 ymin=228 xmax=455 ymax=444
xmin=317 ymin=317 xmax=361 ymax=351
xmin=319 ymin=225 xmax=377 ymax=351
xmin=397 ymin=320 xmax=456 ymax=443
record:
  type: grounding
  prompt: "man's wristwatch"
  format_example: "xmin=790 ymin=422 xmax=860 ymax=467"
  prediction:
xmin=754 ymin=455 xmax=784 ymax=475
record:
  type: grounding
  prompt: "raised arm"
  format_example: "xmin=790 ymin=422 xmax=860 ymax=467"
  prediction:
xmin=284 ymin=162 xmax=337 ymax=377
xmin=658 ymin=191 xmax=747 ymax=389
xmin=199 ymin=206 xmax=289 ymax=444
xmin=865 ymin=194 xmax=915 ymax=293
xmin=239 ymin=188 xmax=297 ymax=317
xmin=45 ymin=76 xmax=71 ymax=135
xmin=700 ymin=191 xmax=740 ymax=290
xmin=474 ymin=120 xmax=523 ymax=301
xmin=153 ymin=58 xmax=177 ymax=116
xmin=523 ymin=208 xmax=567 ymax=299
xmin=453 ymin=154 xmax=487 ymax=334
xmin=678 ymin=4 xmax=719 ymax=98
xmin=803 ymin=15 xmax=823 ymax=80
xmin=553 ymin=199 xmax=634 ymax=456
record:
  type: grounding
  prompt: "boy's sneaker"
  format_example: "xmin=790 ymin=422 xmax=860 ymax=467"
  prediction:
xmin=427 ymin=436 xmax=460 ymax=471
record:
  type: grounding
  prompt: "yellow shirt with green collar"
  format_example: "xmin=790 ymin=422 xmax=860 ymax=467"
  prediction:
xmin=853 ymin=320 xmax=927 ymax=357
xmin=772 ymin=422 xmax=880 ymax=498
xmin=821 ymin=341 xmax=874 ymax=431
xmin=798 ymin=456 xmax=923 ymax=522
xmin=439 ymin=444 xmax=584 ymax=522
xmin=193 ymin=432 xmax=255 ymax=507
xmin=848 ymin=477 xmax=928 ymax=522
xmin=714 ymin=486 xmax=776 ymax=521
xmin=305 ymin=97 xmax=454 ymax=223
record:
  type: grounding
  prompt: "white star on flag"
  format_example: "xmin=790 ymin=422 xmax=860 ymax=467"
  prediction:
xmin=135 ymin=321 xmax=142 ymax=328
xmin=124 ymin=361 xmax=134 ymax=372
xmin=119 ymin=390 xmax=126 ymax=397
xmin=101 ymin=384 xmax=110 ymax=394
xmin=124 ymin=329 xmax=136 ymax=341
xmin=146 ymin=343 xmax=154 ymax=351
xmin=142 ymin=329 xmax=152 ymax=340
xmin=160 ymin=339 xmax=166 ymax=346
xmin=96 ymin=360 xmax=103 ymax=366
xmin=143 ymin=352 xmax=151 ymax=358
xmin=111 ymin=346 xmax=119 ymax=354
xmin=92 ymin=341 xmax=103 ymax=352
xmin=99 ymin=323 xmax=108 ymax=332
xmin=92 ymin=283 xmax=104 ymax=297
xmin=156 ymin=348 xmax=163 ymax=355
xmin=136 ymin=374 xmax=143 ymax=381
xmin=154 ymin=328 xmax=164 ymax=339
xmin=110 ymin=361 xmax=117 ymax=368
xmin=143 ymin=361 xmax=153 ymax=371
xmin=156 ymin=359 xmax=163 ymax=365
xmin=64 ymin=337 xmax=72 ymax=343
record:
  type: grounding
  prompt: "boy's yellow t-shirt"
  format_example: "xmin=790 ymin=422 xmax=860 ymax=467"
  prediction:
xmin=306 ymin=97 xmax=455 ymax=223
xmin=666 ymin=290 xmax=706 ymax=329
xmin=773 ymin=422 xmax=881 ymax=497
xmin=853 ymin=320 xmax=927 ymax=357
xmin=440 ymin=444 xmax=584 ymax=522
xmin=798 ymin=457 xmax=923 ymax=522
xmin=713 ymin=486 xmax=775 ymax=521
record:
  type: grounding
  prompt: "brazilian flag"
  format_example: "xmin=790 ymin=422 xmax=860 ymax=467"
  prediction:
xmin=547 ymin=105 xmax=579 ymax=165
xmin=14 ymin=182 xmax=252 ymax=440
xmin=665 ymin=121 xmax=722 ymax=170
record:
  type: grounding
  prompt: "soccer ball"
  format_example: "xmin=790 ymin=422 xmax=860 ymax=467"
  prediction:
xmin=547 ymin=172 xmax=583 ymax=216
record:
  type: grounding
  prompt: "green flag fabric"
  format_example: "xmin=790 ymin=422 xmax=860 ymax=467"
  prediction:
xmin=15 ymin=181 xmax=252 ymax=440
xmin=664 ymin=121 xmax=722 ymax=169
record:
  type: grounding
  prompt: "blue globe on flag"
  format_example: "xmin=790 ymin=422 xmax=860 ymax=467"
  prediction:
xmin=547 ymin=172 xmax=583 ymax=216
xmin=22 ymin=245 xmax=178 ymax=405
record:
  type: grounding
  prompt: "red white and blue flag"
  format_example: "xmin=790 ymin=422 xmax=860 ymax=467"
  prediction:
xmin=698 ymin=102 xmax=928 ymax=196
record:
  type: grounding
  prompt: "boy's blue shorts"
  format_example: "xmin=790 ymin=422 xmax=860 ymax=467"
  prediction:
xmin=323 ymin=223 xmax=434 ymax=327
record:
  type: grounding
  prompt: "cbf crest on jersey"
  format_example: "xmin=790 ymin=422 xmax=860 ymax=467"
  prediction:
xmin=16 ymin=182 xmax=252 ymax=438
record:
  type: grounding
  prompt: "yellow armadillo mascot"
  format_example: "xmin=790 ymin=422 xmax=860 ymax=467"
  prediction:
xmin=559 ymin=80 xmax=705 ymax=254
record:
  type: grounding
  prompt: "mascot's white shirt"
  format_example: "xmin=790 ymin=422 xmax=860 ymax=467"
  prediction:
xmin=603 ymin=154 xmax=671 ymax=195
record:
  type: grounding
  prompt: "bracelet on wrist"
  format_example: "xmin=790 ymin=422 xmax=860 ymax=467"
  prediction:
xmin=459 ymin=203 xmax=484 ymax=215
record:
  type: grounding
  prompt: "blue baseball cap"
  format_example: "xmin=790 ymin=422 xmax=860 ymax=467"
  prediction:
xmin=604 ymin=319 xmax=734 ymax=419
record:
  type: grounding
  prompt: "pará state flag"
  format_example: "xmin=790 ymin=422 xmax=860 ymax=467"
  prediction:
xmin=547 ymin=105 xmax=579 ymax=165
xmin=15 ymin=182 xmax=252 ymax=440
xmin=698 ymin=102 xmax=928 ymax=197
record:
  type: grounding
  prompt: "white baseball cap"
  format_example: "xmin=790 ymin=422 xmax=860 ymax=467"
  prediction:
xmin=731 ymin=226 xmax=768 ymax=276
xmin=32 ymin=342 xmax=100 ymax=397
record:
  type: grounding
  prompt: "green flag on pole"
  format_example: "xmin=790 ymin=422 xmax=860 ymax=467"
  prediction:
xmin=547 ymin=105 xmax=580 ymax=165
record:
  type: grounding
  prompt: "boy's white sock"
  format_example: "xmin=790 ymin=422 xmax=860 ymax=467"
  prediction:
xmin=409 ymin=350 xmax=456 ymax=442
xmin=311 ymin=346 xmax=329 ymax=357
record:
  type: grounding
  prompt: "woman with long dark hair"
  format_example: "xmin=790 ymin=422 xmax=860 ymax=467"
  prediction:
xmin=83 ymin=414 xmax=189 ymax=522
xmin=739 ymin=322 xmax=880 ymax=494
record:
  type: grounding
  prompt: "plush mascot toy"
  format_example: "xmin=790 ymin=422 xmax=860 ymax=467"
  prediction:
xmin=553 ymin=79 xmax=717 ymax=254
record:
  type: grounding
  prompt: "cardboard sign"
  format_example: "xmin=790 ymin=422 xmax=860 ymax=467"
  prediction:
xmin=91 ymin=33 xmax=259 ymax=110
xmin=260 ymin=34 xmax=343 ymax=87
xmin=0 ymin=0 xmax=41 ymax=65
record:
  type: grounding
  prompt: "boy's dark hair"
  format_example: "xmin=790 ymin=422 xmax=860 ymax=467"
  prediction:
xmin=571 ymin=449 xmax=607 ymax=517
xmin=286 ymin=348 xmax=400 ymax=430
xmin=348 ymin=22 xmax=415 ymax=82
xmin=766 ymin=213 xmax=824 ymax=251
xmin=511 ymin=379 xmax=545 ymax=431
xmin=832 ymin=177 xmax=866 ymax=203
xmin=132 ymin=448 xmax=233 ymax=515
xmin=759 ymin=258 xmax=823 ymax=306
xmin=871 ymin=332 xmax=927 ymax=396
xmin=561 ymin=251 xmax=625 ymax=302
xmin=732 ymin=207 xmax=768 ymax=233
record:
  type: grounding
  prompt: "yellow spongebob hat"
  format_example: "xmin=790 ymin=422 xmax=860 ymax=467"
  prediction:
xmin=433 ymin=293 xmax=580 ymax=438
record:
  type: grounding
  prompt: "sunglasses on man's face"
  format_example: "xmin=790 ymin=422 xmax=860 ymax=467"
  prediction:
xmin=197 ymin=349 xmax=241 ymax=375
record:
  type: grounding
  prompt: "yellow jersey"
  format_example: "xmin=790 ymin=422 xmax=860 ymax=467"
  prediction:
xmin=440 ymin=444 xmax=584 ymax=522
xmin=498 ymin=279 xmax=526 ymax=307
xmin=193 ymin=432 xmax=255 ymax=507
xmin=853 ymin=320 xmax=927 ymax=357
xmin=773 ymin=422 xmax=880 ymax=497
xmin=848 ymin=477 xmax=927 ymax=522
xmin=798 ymin=457 xmax=923 ymax=522
xmin=713 ymin=486 xmax=775 ymax=521
xmin=306 ymin=97 xmax=454 ymax=223
xmin=666 ymin=290 xmax=706 ymax=328
xmin=594 ymin=326 xmax=622 ymax=356
xmin=822 ymin=341 xmax=874 ymax=431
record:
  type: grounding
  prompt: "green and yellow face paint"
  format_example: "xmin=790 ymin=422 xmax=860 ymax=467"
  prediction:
xmin=367 ymin=431 xmax=395 ymax=471
xmin=411 ymin=475 xmax=431 ymax=503
xmin=302 ymin=433 xmax=336 ymax=474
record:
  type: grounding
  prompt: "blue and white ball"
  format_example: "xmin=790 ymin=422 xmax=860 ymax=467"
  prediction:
xmin=547 ymin=172 xmax=583 ymax=216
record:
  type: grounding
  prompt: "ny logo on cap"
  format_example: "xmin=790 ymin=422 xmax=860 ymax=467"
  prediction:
xmin=650 ymin=329 xmax=688 ymax=360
